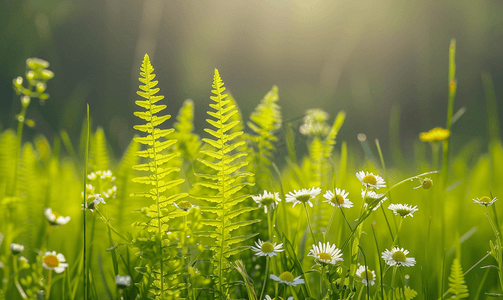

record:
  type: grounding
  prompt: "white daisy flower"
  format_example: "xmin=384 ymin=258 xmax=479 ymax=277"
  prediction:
xmin=473 ymin=196 xmax=498 ymax=207
xmin=308 ymin=242 xmax=344 ymax=265
xmin=42 ymin=251 xmax=69 ymax=273
xmin=44 ymin=208 xmax=71 ymax=226
xmin=323 ymin=188 xmax=353 ymax=208
xmin=82 ymin=194 xmax=106 ymax=212
xmin=356 ymin=171 xmax=386 ymax=189
xmin=173 ymin=200 xmax=197 ymax=212
xmin=356 ymin=265 xmax=376 ymax=286
xmin=252 ymin=190 xmax=281 ymax=213
xmin=285 ymin=187 xmax=322 ymax=207
xmin=362 ymin=190 xmax=387 ymax=211
xmin=388 ymin=203 xmax=418 ymax=218
xmin=270 ymin=271 xmax=305 ymax=286
xmin=251 ymin=239 xmax=284 ymax=257
xmin=10 ymin=243 xmax=24 ymax=255
xmin=382 ymin=247 xmax=415 ymax=267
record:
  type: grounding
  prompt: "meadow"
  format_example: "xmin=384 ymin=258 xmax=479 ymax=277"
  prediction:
xmin=1 ymin=40 xmax=502 ymax=300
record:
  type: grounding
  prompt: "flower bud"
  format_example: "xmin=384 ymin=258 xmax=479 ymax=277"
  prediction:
xmin=21 ymin=95 xmax=31 ymax=107
xmin=36 ymin=82 xmax=46 ymax=93
xmin=115 ymin=275 xmax=131 ymax=289
xmin=10 ymin=243 xmax=24 ymax=255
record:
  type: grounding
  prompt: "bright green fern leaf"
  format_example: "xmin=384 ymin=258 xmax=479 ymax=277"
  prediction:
xmin=194 ymin=69 xmax=257 ymax=299
xmin=131 ymin=54 xmax=188 ymax=300
xmin=448 ymin=258 xmax=469 ymax=299
xmin=90 ymin=127 xmax=110 ymax=172
xmin=246 ymin=86 xmax=281 ymax=189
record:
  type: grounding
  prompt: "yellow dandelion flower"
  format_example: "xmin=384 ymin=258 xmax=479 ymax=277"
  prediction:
xmin=419 ymin=127 xmax=450 ymax=143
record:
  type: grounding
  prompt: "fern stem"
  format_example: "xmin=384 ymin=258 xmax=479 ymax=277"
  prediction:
xmin=303 ymin=203 xmax=316 ymax=244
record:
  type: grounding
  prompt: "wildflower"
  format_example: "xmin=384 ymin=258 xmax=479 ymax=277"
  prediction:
xmin=382 ymin=247 xmax=415 ymax=267
xmin=308 ymin=242 xmax=343 ymax=265
xmin=42 ymin=251 xmax=69 ymax=273
xmin=252 ymin=190 xmax=281 ymax=213
xmin=356 ymin=265 xmax=376 ymax=286
xmin=414 ymin=177 xmax=433 ymax=189
xmin=270 ymin=271 xmax=305 ymax=286
xmin=173 ymin=200 xmax=196 ymax=212
xmin=251 ymin=239 xmax=284 ymax=257
xmin=419 ymin=127 xmax=450 ymax=143
xmin=10 ymin=243 xmax=24 ymax=255
xmin=285 ymin=187 xmax=321 ymax=207
xmin=82 ymin=194 xmax=106 ymax=212
xmin=44 ymin=208 xmax=71 ymax=226
xmin=388 ymin=203 xmax=418 ymax=218
xmin=356 ymin=171 xmax=386 ymax=189
xmin=362 ymin=190 xmax=387 ymax=211
xmin=115 ymin=275 xmax=132 ymax=289
xmin=473 ymin=196 xmax=498 ymax=207
xmin=323 ymin=188 xmax=353 ymax=208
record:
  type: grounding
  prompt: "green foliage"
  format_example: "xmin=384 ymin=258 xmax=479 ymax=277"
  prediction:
xmin=247 ymin=86 xmax=282 ymax=189
xmin=130 ymin=54 xmax=189 ymax=299
xmin=448 ymin=258 xmax=469 ymax=299
xmin=193 ymin=69 xmax=258 ymax=299
xmin=90 ymin=127 xmax=110 ymax=172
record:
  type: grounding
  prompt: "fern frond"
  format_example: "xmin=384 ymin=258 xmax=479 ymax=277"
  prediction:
xmin=448 ymin=258 xmax=469 ymax=299
xmin=131 ymin=54 xmax=188 ymax=299
xmin=194 ymin=69 xmax=257 ymax=299
xmin=246 ymin=86 xmax=282 ymax=189
xmin=90 ymin=127 xmax=110 ymax=171
xmin=0 ymin=130 xmax=17 ymax=195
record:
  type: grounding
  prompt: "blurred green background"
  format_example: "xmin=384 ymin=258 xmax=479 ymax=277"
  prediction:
xmin=1 ymin=0 xmax=502 ymax=159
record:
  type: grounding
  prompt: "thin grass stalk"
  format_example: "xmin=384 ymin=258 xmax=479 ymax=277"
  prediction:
xmin=375 ymin=139 xmax=398 ymax=236
xmin=303 ymin=203 xmax=317 ymax=244
xmin=83 ymin=104 xmax=90 ymax=300
xmin=371 ymin=224 xmax=384 ymax=300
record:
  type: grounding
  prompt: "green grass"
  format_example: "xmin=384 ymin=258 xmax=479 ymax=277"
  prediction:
xmin=0 ymin=47 xmax=502 ymax=300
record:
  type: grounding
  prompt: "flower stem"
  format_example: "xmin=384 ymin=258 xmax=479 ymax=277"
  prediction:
xmin=45 ymin=270 xmax=53 ymax=300
xmin=390 ymin=218 xmax=403 ymax=248
xmin=391 ymin=266 xmax=397 ymax=291
xmin=12 ymin=255 xmax=28 ymax=299
xmin=259 ymin=256 xmax=269 ymax=300
xmin=324 ymin=207 xmax=337 ymax=243
xmin=303 ymin=203 xmax=316 ymax=244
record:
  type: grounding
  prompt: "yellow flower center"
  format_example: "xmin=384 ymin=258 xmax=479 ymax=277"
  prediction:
xmin=318 ymin=252 xmax=332 ymax=261
xmin=362 ymin=269 xmax=374 ymax=281
xmin=362 ymin=175 xmax=377 ymax=185
xmin=297 ymin=195 xmax=311 ymax=203
xmin=261 ymin=197 xmax=275 ymax=206
xmin=52 ymin=211 xmax=61 ymax=218
xmin=479 ymin=196 xmax=491 ymax=203
xmin=278 ymin=271 xmax=295 ymax=282
xmin=331 ymin=194 xmax=344 ymax=205
xmin=178 ymin=201 xmax=192 ymax=210
xmin=44 ymin=255 xmax=60 ymax=267
xmin=392 ymin=251 xmax=406 ymax=262
xmin=395 ymin=209 xmax=410 ymax=217
xmin=261 ymin=242 xmax=275 ymax=253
